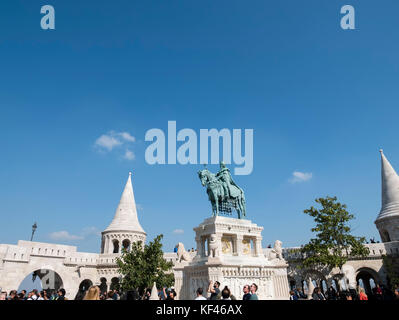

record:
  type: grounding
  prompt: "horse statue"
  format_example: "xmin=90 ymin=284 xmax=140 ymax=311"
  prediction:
xmin=198 ymin=162 xmax=246 ymax=219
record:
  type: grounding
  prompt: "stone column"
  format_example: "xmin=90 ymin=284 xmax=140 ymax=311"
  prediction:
xmin=254 ymin=237 xmax=262 ymax=257
xmin=195 ymin=237 xmax=203 ymax=257
xmin=104 ymin=236 xmax=109 ymax=254
xmin=236 ymin=235 xmax=243 ymax=256
xmin=201 ymin=236 xmax=206 ymax=257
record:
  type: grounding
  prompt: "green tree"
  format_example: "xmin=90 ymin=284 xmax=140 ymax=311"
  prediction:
xmin=116 ymin=234 xmax=174 ymax=295
xmin=300 ymin=196 xmax=369 ymax=273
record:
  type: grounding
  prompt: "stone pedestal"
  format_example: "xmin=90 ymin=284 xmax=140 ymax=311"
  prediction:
xmin=176 ymin=216 xmax=290 ymax=300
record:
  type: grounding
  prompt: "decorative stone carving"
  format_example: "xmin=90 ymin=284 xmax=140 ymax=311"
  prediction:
xmin=209 ymin=234 xmax=219 ymax=257
xmin=342 ymin=264 xmax=357 ymax=289
xmin=176 ymin=243 xmax=192 ymax=263
xmin=268 ymin=240 xmax=283 ymax=260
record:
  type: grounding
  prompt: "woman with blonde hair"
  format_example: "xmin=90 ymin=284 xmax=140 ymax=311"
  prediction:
xmin=359 ymin=287 xmax=368 ymax=300
xmin=83 ymin=286 xmax=100 ymax=300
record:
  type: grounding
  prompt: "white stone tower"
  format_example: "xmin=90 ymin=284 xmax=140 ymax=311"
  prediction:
xmin=375 ymin=150 xmax=399 ymax=242
xmin=101 ymin=172 xmax=146 ymax=254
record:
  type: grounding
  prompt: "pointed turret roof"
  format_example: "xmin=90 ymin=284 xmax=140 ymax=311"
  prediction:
xmin=376 ymin=150 xmax=399 ymax=221
xmin=104 ymin=172 xmax=145 ymax=233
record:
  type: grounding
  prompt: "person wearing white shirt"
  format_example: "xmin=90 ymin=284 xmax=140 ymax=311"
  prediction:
xmin=194 ymin=288 xmax=207 ymax=300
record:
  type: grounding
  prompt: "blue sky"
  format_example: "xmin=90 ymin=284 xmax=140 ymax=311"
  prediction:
xmin=1 ymin=0 xmax=399 ymax=254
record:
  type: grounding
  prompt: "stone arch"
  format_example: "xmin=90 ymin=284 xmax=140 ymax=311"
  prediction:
xmin=74 ymin=279 xmax=93 ymax=300
xmin=110 ymin=277 xmax=120 ymax=291
xmin=113 ymin=239 xmax=120 ymax=253
xmin=99 ymin=277 xmax=108 ymax=294
xmin=356 ymin=267 xmax=380 ymax=298
xmin=122 ymin=239 xmax=131 ymax=252
xmin=320 ymin=279 xmax=328 ymax=293
xmin=18 ymin=268 xmax=63 ymax=293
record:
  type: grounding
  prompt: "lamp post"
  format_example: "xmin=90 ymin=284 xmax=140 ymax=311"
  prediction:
xmin=31 ymin=222 xmax=37 ymax=241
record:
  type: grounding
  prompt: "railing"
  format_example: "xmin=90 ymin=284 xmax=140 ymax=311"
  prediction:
xmin=280 ymin=241 xmax=399 ymax=261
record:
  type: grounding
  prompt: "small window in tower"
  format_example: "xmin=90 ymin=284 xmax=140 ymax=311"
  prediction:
xmin=122 ymin=239 xmax=131 ymax=252
xmin=381 ymin=230 xmax=391 ymax=243
xmin=113 ymin=240 xmax=120 ymax=253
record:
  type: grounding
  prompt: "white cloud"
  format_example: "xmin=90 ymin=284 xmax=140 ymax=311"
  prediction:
xmin=49 ymin=231 xmax=83 ymax=241
xmin=95 ymin=134 xmax=122 ymax=151
xmin=173 ymin=229 xmax=184 ymax=235
xmin=124 ymin=149 xmax=135 ymax=160
xmin=290 ymin=171 xmax=313 ymax=183
xmin=119 ymin=132 xmax=135 ymax=142
xmin=49 ymin=226 xmax=101 ymax=242
xmin=94 ymin=131 xmax=136 ymax=161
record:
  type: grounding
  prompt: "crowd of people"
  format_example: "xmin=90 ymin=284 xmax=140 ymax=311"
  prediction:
xmin=289 ymin=283 xmax=399 ymax=301
xmin=3 ymin=280 xmax=399 ymax=301
xmin=0 ymin=288 xmax=67 ymax=300
xmin=0 ymin=280 xmax=259 ymax=301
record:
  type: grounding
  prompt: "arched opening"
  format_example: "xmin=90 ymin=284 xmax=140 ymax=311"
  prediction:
xmin=356 ymin=268 xmax=380 ymax=299
xmin=320 ymin=280 xmax=328 ymax=294
xmin=75 ymin=279 xmax=93 ymax=300
xmin=289 ymin=279 xmax=296 ymax=290
xmin=110 ymin=277 xmax=120 ymax=291
xmin=122 ymin=239 xmax=131 ymax=252
xmin=99 ymin=277 xmax=108 ymax=294
xmin=331 ymin=278 xmax=339 ymax=291
xmin=113 ymin=240 xmax=120 ymax=253
xmin=18 ymin=269 xmax=63 ymax=294
xmin=380 ymin=230 xmax=391 ymax=243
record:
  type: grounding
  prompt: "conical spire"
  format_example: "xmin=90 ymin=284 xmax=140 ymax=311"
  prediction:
xmin=376 ymin=150 xmax=399 ymax=221
xmin=149 ymin=282 xmax=159 ymax=300
xmin=104 ymin=172 xmax=145 ymax=233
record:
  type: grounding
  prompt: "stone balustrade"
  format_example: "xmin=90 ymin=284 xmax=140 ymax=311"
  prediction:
xmin=279 ymin=241 xmax=399 ymax=262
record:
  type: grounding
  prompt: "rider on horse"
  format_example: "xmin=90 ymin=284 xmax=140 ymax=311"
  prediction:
xmin=216 ymin=161 xmax=244 ymax=200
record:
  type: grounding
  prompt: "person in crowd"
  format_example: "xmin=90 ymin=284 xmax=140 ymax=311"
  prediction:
xmin=359 ymin=288 xmax=368 ymax=300
xmin=112 ymin=289 xmax=120 ymax=300
xmin=326 ymin=286 xmax=337 ymax=300
xmin=242 ymin=285 xmax=251 ymax=300
xmin=166 ymin=290 xmax=175 ymax=300
xmin=312 ymin=287 xmax=325 ymax=300
xmin=32 ymin=289 xmax=39 ymax=300
xmin=7 ymin=290 xmax=18 ymax=300
xmin=57 ymin=288 xmax=67 ymax=300
xmin=221 ymin=286 xmax=231 ymax=300
xmin=26 ymin=291 xmax=35 ymax=300
xmin=17 ymin=292 xmax=25 ymax=300
xmin=37 ymin=291 xmax=44 ymax=300
xmin=125 ymin=290 xmax=139 ymax=300
xmin=207 ymin=280 xmax=221 ymax=300
xmin=83 ymin=286 xmax=100 ymax=300
xmin=294 ymin=287 xmax=307 ymax=300
xmin=289 ymin=290 xmax=298 ymax=300
xmin=373 ymin=284 xmax=383 ymax=301
xmin=159 ymin=287 xmax=167 ymax=300
xmin=195 ymin=287 xmax=207 ymax=300
xmin=106 ymin=290 xmax=114 ymax=300
xmin=144 ymin=288 xmax=151 ymax=300
xmin=346 ymin=292 xmax=353 ymax=300
xmin=249 ymin=283 xmax=258 ymax=300
xmin=0 ymin=292 xmax=7 ymax=300
xmin=20 ymin=290 xmax=27 ymax=300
